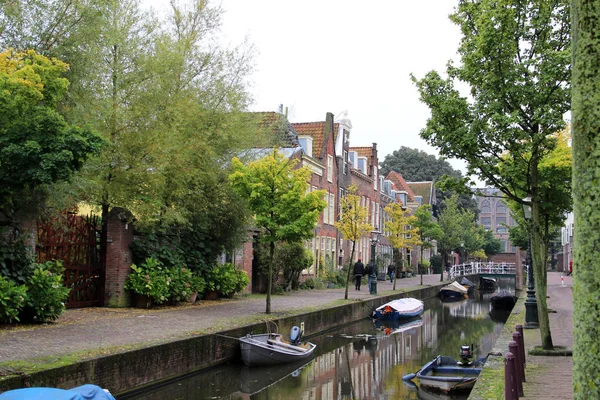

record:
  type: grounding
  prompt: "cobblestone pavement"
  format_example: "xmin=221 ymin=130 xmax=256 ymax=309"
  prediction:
xmin=0 ymin=274 xmax=445 ymax=363
xmin=522 ymin=272 xmax=573 ymax=399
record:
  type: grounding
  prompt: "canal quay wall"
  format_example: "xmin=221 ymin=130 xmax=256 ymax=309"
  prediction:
xmin=0 ymin=275 xmax=482 ymax=396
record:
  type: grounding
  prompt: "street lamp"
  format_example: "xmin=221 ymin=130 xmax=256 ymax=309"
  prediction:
xmin=522 ymin=196 xmax=539 ymax=328
xmin=369 ymin=230 xmax=381 ymax=295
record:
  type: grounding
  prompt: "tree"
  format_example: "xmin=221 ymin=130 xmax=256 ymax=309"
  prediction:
xmin=571 ymin=1 xmax=599 ymax=395
xmin=0 ymin=49 xmax=102 ymax=220
xmin=436 ymin=195 xmax=475 ymax=280
xmin=229 ymin=149 xmax=326 ymax=314
xmin=335 ymin=185 xmax=374 ymax=300
xmin=412 ymin=0 xmax=570 ymax=349
xmin=413 ymin=205 xmax=443 ymax=285
xmin=482 ymin=228 xmax=502 ymax=258
xmin=384 ymin=203 xmax=421 ymax=290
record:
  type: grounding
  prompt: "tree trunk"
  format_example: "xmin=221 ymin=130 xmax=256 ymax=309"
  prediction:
xmin=420 ymin=246 xmax=424 ymax=285
xmin=266 ymin=241 xmax=274 ymax=314
xmin=344 ymin=241 xmax=356 ymax=300
xmin=572 ymin=2 xmax=600 ymax=397
xmin=392 ymin=248 xmax=401 ymax=290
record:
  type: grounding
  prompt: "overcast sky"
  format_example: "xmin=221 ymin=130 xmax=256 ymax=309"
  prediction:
xmin=145 ymin=0 xmax=472 ymax=176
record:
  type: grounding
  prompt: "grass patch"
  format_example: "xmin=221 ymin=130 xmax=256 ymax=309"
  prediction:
xmin=529 ymin=346 xmax=572 ymax=356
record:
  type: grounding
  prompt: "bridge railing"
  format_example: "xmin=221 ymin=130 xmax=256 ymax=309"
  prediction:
xmin=449 ymin=262 xmax=516 ymax=279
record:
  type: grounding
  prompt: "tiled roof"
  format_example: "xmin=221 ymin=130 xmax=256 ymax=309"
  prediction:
xmin=385 ymin=170 xmax=416 ymax=203
xmin=291 ymin=121 xmax=326 ymax=159
xmin=350 ymin=146 xmax=373 ymax=165
xmin=407 ymin=181 xmax=433 ymax=205
xmin=331 ymin=123 xmax=340 ymax=144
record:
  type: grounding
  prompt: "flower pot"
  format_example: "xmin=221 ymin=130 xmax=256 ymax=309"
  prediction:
xmin=188 ymin=292 xmax=198 ymax=304
xmin=134 ymin=294 xmax=152 ymax=309
xmin=203 ymin=290 xmax=218 ymax=300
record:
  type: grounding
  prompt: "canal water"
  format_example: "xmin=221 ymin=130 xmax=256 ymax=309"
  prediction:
xmin=121 ymin=278 xmax=516 ymax=400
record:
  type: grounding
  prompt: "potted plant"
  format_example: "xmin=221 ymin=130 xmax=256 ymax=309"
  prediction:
xmin=203 ymin=263 xmax=249 ymax=299
xmin=125 ymin=257 xmax=169 ymax=307
xmin=188 ymin=275 xmax=205 ymax=303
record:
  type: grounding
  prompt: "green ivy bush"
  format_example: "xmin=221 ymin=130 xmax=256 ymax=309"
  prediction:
xmin=0 ymin=235 xmax=36 ymax=284
xmin=21 ymin=261 xmax=70 ymax=323
xmin=0 ymin=275 xmax=27 ymax=323
xmin=125 ymin=257 xmax=170 ymax=305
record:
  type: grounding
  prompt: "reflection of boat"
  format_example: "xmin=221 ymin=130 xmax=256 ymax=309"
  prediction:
xmin=372 ymin=298 xmax=424 ymax=320
xmin=0 ymin=384 xmax=116 ymax=400
xmin=490 ymin=290 xmax=518 ymax=310
xmin=479 ymin=276 xmax=497 ymax=291
xmin=455 ymin=277 xmax=475 ymax=293
xmin=240 ymin=358 xmax=313 ymax=394
xmin=239 ymin=326 xmax=316 ymax=367
xmin=404 ymin=355 xmax=482 ymax=393
xmin=416 ymin=385 xmax=471 ymax=400
xmin=374 ymin=316 xmax=423 ymax=335
xmin=439 ymin=281 xmax=468 ymax=299
xmin=489 ymin=307 xmax=511 ymax=323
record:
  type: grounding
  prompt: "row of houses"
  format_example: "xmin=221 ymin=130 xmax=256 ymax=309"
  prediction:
xmin=236 ymin=110 xmax=437 ymax=290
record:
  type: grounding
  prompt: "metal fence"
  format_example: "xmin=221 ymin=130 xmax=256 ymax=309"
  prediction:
xmin=449 ymin=262 xmax=517 ymax=279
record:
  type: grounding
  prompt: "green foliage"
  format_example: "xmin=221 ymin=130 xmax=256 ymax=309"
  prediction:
xmin=274 ymin=242 xmax=313 ymax=291
xmin=204 ymin=263 xmax=249 ymax=298
xmin=430 ymin=254 xmax=443 ymax=274
xmin=0 ymin=234 xmax=36 ymax=284
xmin=299 ymin=277 xmax=326 ymax=290
xmin=22 ymin=261 xmax=70 ymax=323
xmin=0 ymin=275 xmax=27 ymax=323
xmin=124 ymin=258 xmax=170 ymax=305
xmin=168 ymin=267 xmax=195 ymax=303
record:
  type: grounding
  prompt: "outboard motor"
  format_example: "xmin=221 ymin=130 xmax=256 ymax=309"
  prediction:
xmin=458 ymin=344 xmax=474 ymax=366
xmin=290 ymin=326 xmax=303 ymax=345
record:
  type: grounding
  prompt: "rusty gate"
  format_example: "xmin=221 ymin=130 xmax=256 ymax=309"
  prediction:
xmin=37 ymin=213 xmax=104 ymax=308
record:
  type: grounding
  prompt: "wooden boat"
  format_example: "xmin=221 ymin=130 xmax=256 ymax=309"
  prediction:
xmin=439 ymin=281 xmax=468 ymax=299
xmin=0 ymin=384 xmax=115 ymax=400
xmin=490 ymin=290 xmax=518 ymax=310
xmin=479 ymin=276 xmax=498 ymax=291
xmin=239 ymin=327 xmax=316 ymax=367
xmin=372 ymin=298 xmax=424 ymax=320
xmin=403 ymin=355 xmax=482 ymax=393
xmin=455 ymin=277 xmax=475 ymax=293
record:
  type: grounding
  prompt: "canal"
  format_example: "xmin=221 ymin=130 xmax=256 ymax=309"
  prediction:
xmin=121 ymin=278 xmax=515 ymax=400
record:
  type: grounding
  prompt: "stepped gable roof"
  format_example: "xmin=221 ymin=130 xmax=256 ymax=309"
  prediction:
xmin=407 ymin=181 xmax=434 ymax=205
xmin=251 ymin=111 xmax=299 ymax=147
xmin=292 ymin=121 xmax=326 ymax=159
xmin=386 ymin=170 xmax=416 ymax=203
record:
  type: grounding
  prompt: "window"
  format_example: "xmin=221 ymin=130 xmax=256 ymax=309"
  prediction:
xmin=481 ymin=200 xmax=491 ymax=213
xmin=327 ymin=155 xmax=333 ymax=182
xmin=323 ymin=193 xmax=329 ymax=224
xmin=358 ymin=157 xmax=367 ymax=174
xmin=329 ymin=193 xmax=335 ymax=224
xmin=496 ymin=201 xmax=507 ymax=213
xmin=481 ymin=217 xmax=491 ymax=227
xmin=373 ymin=167 xmax=378 ymax=190
xmin=298 ymin=136 xmax=313 ymax=157
xmin=496 ymin=217 xmax=507 ymax=232
xmin=343 ymin=150 xmax=348 ymax=175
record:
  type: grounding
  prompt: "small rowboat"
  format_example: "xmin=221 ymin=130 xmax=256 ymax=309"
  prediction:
xmin=372 ymin=298 xmax=424 ymax=320
xmin=439 ymin=281 xmax=468 ymax=299
xmin=403 ymin=355 xmax=482 ymax=393
xmin=239 ymin=326 xmax=316 ymax=367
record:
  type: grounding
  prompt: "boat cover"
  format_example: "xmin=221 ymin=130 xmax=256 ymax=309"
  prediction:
xmin=375 ymin=298 xmax=423 ymax=314
xmin=0 ymin=384 xmax=116 ymax=400
xmin=440 ymin=281 xmax=468 ymax=294
xmin=456 ymin=276 xmax=475 ymax=288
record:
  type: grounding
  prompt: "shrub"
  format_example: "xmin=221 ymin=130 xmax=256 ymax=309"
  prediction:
xmin=299 ymin=277 xmax=326 ymax=290
xmin=168 ymin=267 xmax=194 ymax=303
xmin=0 ymin=275 xmax=27 ymax=323
xmin=124 ymin=257 xmax=170 ymax=304
xmin=204 ymin=263 xmax=249 ymax=297
xmin=21 ymin=261 xmax=70 ymax=323
xmin=274 ymin=242 xmax=313 ymax=290
xmin=0 ymin=235 xmax=36 ymax=284
xmin=430 ymin=254 xmax=443 ymax=274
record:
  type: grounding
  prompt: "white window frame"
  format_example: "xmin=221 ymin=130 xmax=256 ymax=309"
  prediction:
xmin=327 ymin=155 xmax=333 ymax=182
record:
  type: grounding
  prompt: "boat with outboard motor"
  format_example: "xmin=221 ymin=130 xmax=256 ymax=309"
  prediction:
xmin=403 ymin=346 xmax=500 ymax=394
xmin=0 ymin=384 xmax=115 ymax=400
xmin=239 ymin=325 xmax=316 ymax=367
xmin=372 ymin=298 xmax=424 ymax=320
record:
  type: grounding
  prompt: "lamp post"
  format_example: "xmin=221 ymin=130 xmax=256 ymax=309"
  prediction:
xmin=522 ymin=196 xmax=539 ymax=328
xmin=369 ymin=230 xmax=381 ymax=295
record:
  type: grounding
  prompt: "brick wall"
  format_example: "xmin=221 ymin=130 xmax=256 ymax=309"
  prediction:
xmin=104 ymin=208 xmax=134 ymax=307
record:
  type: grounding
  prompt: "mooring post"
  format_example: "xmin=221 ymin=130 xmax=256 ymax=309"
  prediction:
xmin=505 ymin=351 xmax=519 ymax=400
xmin=509 ymin=341 xmax=524 ymax=397
xmin=516 ymin=324 xmax=526 ymax=365
xmin=513 ymin=331 xmax=526 ymax=382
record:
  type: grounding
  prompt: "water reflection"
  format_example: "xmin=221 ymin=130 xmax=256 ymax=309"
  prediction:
xmin=120 ymin=278 xmax=515 ymax=400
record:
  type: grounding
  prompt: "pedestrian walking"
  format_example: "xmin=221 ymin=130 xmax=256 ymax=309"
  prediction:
xmin=387 ymin=264 xmax=395 ymax=284
xmin=353 ymin=259 xmax=365 ymax=290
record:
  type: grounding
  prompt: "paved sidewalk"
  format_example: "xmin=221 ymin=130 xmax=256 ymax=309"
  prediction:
xmin=0 ymin=274 xmax=445 ymax=364
xmin=522 ymin=272 xmax=573 ymax=399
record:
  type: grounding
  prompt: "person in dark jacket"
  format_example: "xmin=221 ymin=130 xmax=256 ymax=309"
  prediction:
xmin=387 ymin=264 xmax=395 ymax=284
xmin=353 ymin=259 xmax=365 ymax=290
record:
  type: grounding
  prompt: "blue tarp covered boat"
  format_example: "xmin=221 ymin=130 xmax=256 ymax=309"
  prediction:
xmin=0 ymin=384 xmax=116 ymax=400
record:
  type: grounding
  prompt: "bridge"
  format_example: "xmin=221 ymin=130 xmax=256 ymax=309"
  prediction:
xmin=449 ymin=262 xmax=517 ymax=280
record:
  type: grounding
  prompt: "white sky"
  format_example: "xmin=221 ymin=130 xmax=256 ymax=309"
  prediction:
xmin=144 ymin=0 xmax=474 ymax=177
